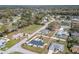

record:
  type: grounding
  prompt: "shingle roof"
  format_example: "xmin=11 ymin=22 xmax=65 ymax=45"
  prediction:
xmin=49 ymin=43 xmax=64 ymax=52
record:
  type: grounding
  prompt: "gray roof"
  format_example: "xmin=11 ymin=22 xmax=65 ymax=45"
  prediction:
xmin=40 ymin=29 xmax=49 ymax=35
xmin=49 ymin=43 xmax=64 ymax=52
xmin=0 ymin=39 xmax=6 ymax=47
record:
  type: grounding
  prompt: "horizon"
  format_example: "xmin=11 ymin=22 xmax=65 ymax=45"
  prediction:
xmin=0 ymin=5 xmax=79 ymax=9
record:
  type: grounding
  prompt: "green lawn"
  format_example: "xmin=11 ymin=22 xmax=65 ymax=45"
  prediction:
xmin=1 ymin=39 xmax=20 ymax=51
xmin=23 ymin=24 xmax=42 ymax=34
xmin=22 ymin=44 xmax=44 ymax=53
xmin=9 ymin=52 xmax=23 ymax=54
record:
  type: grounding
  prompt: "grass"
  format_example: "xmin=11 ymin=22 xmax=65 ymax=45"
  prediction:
xmin=23 ymin=24 xmax=42 ymax=34
xmin=9 ymin=52 xmax=23 ymax=54
xmin=22 ymin=44 xmax=45 ymax=54
xmin=0 ymin=25 xmax=6 ymax=32
xmin=1 ymin=39 xmax=20 ymax=51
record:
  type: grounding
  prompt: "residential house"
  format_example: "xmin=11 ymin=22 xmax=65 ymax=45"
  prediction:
xmin=71 ymin=18 xmax=79 ymax=32
xmin=12 ymin=33 xmax=23 ymax=39
xmin=0 ymin=37 xmax=9 ymax=48
xmin=71 ymin=45 xmax=79 ymax=53
xmin=39 ymin=29 xmax=50 ymax=35
xmin=26 ymin=38 xmax=44 ymax=48
xmin=55 ymin=28 xmax=69 ymax=39
xmin=48 ymin=43 xmax=64 ymax=54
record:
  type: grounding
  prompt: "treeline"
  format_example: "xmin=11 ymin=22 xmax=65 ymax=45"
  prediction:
xmin=0 ymin=9 xmax=48 ymax=36
xmin=49 ymin=8 xmax=79 ymax=15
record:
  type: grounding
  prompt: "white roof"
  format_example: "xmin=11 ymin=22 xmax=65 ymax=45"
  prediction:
xmin=0 ymin=23 xmax=3 ymax=25
xmin=59 ymin=28 xmax=64 ymax=31
xmin=57 ymin=28 xmax=69 ymax=36
xmin=72 ymin=18 xmax=79 ymax=21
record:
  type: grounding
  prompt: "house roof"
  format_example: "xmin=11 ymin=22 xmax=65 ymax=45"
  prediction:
xmin=72 ymin=18 xmax=79 ymax=22
xmin=57 ymin=31 xmax=68 ymax=35
xmin=12 ymin=33 xmax=23 ymax=38
xmin=49 ymin=43 xmax=64 ymax=52
xmin=71 ymin=32 xmax=79 ymax=37
xmin=0 ymin=39 xmax=6 ymax=46
xmin=72 ymin=45 xmax=79 ymax=53
xmin=29 ymin=38 xmax=44 ymax=46
xmin=57 ymin=27 xmax=69 ymax=36
xmin=40 ymin=29 xmax=49 ymax=35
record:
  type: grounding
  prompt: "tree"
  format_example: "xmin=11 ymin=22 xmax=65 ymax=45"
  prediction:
xmin=47 ymin=21 xmax=60 ymax=31
xmin=67 ymin=43 xmax=73 ymax=49
xmin=0 ymin=24 xmax=7 ymax=33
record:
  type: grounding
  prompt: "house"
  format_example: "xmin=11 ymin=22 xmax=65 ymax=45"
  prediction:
xmin=41 ymin=19 xmax=48 ymax=24
xmin=71 ymin=32 xmax=79 ymax=37
xmin=48 ymin=43 xmax=64 ymax=54
xmin=71 ymin=18 xmax=79 ymax=31
xmin=71 ymin=45 xmax=79 ymax=53
xmin=39 ymin=29 xmax=50 ymax=35
xmin=12 ymin=33 xmax=23 ymax=39
xmin=56 ymin=28 xmax=69 ymax=39
xmin=56 ymin=15 xmax=61 ymax=19
xmin=0 ymin=37 xmax=10 ymax=48
xmin=0 ymin=39 xmax=6 ymax=48
xmin=26 ymin=38 xmax=44 ymax=48
xmin=2 ymin=37 xmax=10 ymax=42
xmin=61 ymin=20 xmax=71 ymax=27
xmin=41 ymin=16 xmax=48 ymax=24
xmin=0 ymin=23 xmax=3 ymax=25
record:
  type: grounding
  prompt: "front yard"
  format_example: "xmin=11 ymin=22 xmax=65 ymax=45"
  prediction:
xmin=0 ymin=39 xmax=20 ymax=51
xmin=22 ymin=43 xmax=44 ymax=53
